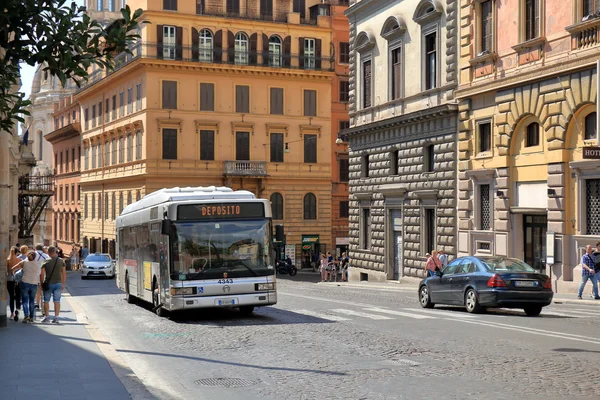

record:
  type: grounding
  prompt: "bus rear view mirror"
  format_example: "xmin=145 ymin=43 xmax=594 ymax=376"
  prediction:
xmin=161 ymin=219 xmax=171 ymax=235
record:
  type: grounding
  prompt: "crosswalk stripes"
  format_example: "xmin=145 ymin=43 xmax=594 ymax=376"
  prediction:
xmin=329 ymin=308 xmax=394 ymax=320
xmin=412 ymin=308 xmax=478 ymax=319
xmin=293 ymin=309 xmax=351 ymax=322
xmin=361 ymin=307 xmax=437 ymax=320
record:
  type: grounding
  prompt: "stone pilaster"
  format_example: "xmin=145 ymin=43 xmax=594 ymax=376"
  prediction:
xmin=547 ymin=163 xmax=566 ymax=234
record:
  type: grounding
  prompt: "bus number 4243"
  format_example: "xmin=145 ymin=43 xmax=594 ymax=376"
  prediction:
xmin=218 ymin=279 xmax=234 ymax=284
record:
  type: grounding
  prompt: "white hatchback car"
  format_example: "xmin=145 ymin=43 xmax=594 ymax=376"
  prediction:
xmin=81 ymin=253 xmax=115 ymax=279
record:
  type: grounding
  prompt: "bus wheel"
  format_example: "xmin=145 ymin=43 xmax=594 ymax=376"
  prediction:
xmin=239 ymin=306 xmax=255 ymax=315
xmin=152 ymin=280 xmax=167 ymax=317
xmin=125 ymin=275 xmax=135 ymax=304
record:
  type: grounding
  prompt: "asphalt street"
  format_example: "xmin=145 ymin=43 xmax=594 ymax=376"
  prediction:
xmin=65 ymin=272 xmax=600 ymax=400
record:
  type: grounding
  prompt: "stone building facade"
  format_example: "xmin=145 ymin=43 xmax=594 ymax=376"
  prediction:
xmin=343 ymin=0 xmax=458 ymax=281
xmin=456 ymin=0 xmax=600 ymax=292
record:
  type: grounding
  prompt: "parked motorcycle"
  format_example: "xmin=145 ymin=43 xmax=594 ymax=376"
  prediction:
xmin=276 ymin=260 xmax=297 ymax=276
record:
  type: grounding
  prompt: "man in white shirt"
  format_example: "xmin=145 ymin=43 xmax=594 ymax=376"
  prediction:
xmin=438 ymin=250 xmax=449 ymax=269
xmin=33 ymin=244 xmax=50 ymax=309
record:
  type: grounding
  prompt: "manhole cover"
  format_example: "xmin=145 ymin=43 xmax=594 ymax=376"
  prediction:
xmin=194 ymin=378 xmax=256 ymax=388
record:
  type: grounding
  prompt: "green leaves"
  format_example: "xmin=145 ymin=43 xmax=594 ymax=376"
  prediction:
xmin=0 ymin=0 xmax=145 ymax=133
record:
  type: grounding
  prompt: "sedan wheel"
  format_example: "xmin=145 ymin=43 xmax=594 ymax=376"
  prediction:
xmin=465 ymin=289 xmax=482 ymax=313
xmin=524 ymin=306 xmax=542 ymax=317
xmin=419 ymin=285 xmax=434 ymax=309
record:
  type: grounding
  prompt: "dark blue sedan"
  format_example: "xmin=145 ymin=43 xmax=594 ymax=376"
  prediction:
xmin=418 ymin=256 xmax=553 ymax=316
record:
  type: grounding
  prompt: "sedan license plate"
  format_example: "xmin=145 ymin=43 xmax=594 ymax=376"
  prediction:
xmin=514 ymin=281 xmax=535 ymax=287
xmin=215 ymin=298 xmax=238 ymax=306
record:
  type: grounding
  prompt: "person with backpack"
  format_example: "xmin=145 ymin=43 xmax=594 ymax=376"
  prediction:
xmin=6 ymin=246 xmax=22 ymax=321
xmin=33 ymin=244 xmax=50 ymax=310
xmin=11 ymin=250 xmax=41 ymax=323
xmin=339 ymin=252 xmax=349 ymax=282
xmin=425 ymin=250 xmax=442 ymax=278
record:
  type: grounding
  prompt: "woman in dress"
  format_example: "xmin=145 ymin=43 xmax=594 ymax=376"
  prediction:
xmin=6 ymin=246 xmax=22 ymax=321
xmin=320 ymin=253 xmax=328 ymax=282
xmin=11 ymin=250 xmax=41 ymax=323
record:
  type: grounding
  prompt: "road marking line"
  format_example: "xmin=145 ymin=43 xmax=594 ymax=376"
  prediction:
xmin=412 ymin=308 xmax=478 ymax=319
xmin=293 ymin=309 xmax=350 ymax=321
xmin=279 ymin=291 xmax=388 ymax=309
xmin=330 ymin=309 xmax=394 ymax=320
xmin=362 ymin=307 xmax=437 ymax=320
xmin=551 ymin=309 xmax=596 ymax=316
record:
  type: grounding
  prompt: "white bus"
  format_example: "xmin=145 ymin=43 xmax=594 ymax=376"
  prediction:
xmin=115 ymin=186 xmax=277 ymax=316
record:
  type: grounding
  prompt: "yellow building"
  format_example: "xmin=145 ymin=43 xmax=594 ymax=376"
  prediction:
xmin=76 ymin=0 xmax=337 ymax=261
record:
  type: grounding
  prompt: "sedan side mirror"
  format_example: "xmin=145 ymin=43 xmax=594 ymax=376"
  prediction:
xmin=436 ymin=270 xmax=443 ymax=277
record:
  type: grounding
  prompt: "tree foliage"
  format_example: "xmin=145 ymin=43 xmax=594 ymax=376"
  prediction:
xmin=0 ymin=0 xmax=145 ymax=133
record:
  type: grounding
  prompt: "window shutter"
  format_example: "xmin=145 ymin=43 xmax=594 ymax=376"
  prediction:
xmin=298 ymin=37 xmax=305 ymax=68
xmin=192 ymin=27 xmax=199 ymax=61
xmin=200 ymin=83 xmax=214 ymax=111
xmin=214 ymin=30 xmax=223 ymax=63
xmin=249 ymin=33 xmax=257 ymax=64
xmin=270 ymin=88 xmax=283 ymax=115
xmin=175 ymin=26 xmax=183 ymax=59
xmin=262 ymin=33 xmax=269 ymax=66
xmin=315 ymin=38 xmax=322 ymax=69
xmin=242 ymin=86 xmax=249 ymax=113
xmin=228 ymin=31 xmax=235 ymax=63
xmin=157 ymin=25 xmax=164 ymax=59
xmin=283 ymin=36 xmax=291 ymax=67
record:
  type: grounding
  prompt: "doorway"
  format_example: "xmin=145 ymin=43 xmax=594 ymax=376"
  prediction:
xmin=523 ymin=214 xmax=547 ymax=273
xmin=390 ymin=209 xmax=402 ymax=280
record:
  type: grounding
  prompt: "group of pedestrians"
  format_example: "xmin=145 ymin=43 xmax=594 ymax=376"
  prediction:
xmin=578 ymin=242 xmax=600 ymax=299
xmin=5 ymin=244 xmax=67 ymax=323
xmin=425 ymin=250 xmax=449 ymax=277
xmin=319 ymin=251 xmax=350 ymax=282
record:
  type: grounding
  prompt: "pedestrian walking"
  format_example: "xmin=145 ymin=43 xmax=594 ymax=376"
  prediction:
xmin=40 ymin=246 xmax=67 ymax=324
xmin=326 ymin=252 xmax=336 ymax=282
xmin=592 ymin=241 xmax=600 ymax=298
xmin=33 ymin=244 xmax=50 ymax=310
xmin=320 ymin=253 xmax=328 ymax=282
xmin=70 ymin=246 xmax=79 ymax=271
xmin=438 ymin=250 xmax=449 ymax=269
xmin=425 ymin=250 xmax=442 ymax=278
xmin=10 ymin=250 xmax=40 ymax=323
xmin=578 ymin=245 xmax=599 ymax=300
xmin=18 ymin=245 xmax=29 ymax=260
xmin=81 ymin=244 xmax=89 ymax=264
xmin=6 ymin=246 xmax=22 ymax=321
xmin=340 ymin=252 xmax=349 ymax=282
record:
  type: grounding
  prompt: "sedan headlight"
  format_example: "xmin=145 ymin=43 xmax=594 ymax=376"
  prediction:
xmin=170 ymin=287 xmax=194 ymax=296
xmin=257 ymin=283 xmax=276 ymax=291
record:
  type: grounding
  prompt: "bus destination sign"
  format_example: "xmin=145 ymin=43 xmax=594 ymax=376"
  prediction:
xmin=178 ymin=203 xmax=265 ymax=220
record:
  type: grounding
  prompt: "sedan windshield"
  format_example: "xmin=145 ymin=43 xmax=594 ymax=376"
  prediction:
xmin=479 ymin=257 xmax=535 ymax=272
xmin=171 ymin=219 xmax=273 ymax=280
xmin=85 ymin=255 xmax=111 ymax=262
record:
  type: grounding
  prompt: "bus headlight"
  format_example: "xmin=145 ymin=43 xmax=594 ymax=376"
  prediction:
xmin=257 ymin=283 xmax=275 ymax=291
xmin=171 ymin=287 xmax=194 ymax=296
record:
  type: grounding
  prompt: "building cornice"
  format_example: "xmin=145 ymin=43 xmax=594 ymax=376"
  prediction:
xmin=44 ymin=123 xmax=81 ymax=143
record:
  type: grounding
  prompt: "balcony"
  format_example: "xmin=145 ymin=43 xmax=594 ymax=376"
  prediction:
xmin=77 ymin=42 xmax=334 ymax=92
xmin=224 ymin=161 xmax=267 ymax=177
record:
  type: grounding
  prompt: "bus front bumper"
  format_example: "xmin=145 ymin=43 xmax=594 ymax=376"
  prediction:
xmin=169 ymin=291 xmax=277 ymax=310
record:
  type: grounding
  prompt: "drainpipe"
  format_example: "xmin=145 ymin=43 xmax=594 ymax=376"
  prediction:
xmin=0 ymin=130 xmax=10 ymax=328
xmin=597 ymin=59 xmax=600 ymax=145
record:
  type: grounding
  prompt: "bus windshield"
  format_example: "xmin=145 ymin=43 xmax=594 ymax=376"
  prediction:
xmin=170 ymin=219 xmax=274 ymax=280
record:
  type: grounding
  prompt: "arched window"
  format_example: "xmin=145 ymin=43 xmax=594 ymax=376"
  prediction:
xmin=585 ymin=112 xmax=597 ymax=140
xmin=199 ymin=29 xmax=213 ymax=62
xmin=270 ymin=192 xmax=283 ymax=220
xmin=269 ymin=36 xmax=282 ymax=67
xmin=235 ymin=32 xmax=249 ymax=65
xmin=303 ymin=193 xmax=317 ymax=220
xmin=525 ymin=122 xmax=540 ymax=147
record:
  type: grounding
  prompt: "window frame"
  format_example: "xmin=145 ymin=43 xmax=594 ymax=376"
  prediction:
xmin=360 ymin=206 xmax=371 ymax=250
xmin=424 ymin=144 xmax=435 ymax=172
xmin=163 ymin=0 xmax=178 ymax=11
xmin=162 ymin=128 xmax=178 ymax=160
xmin=234 ymin=32 xmax=249 ymax=65
xmin=304 ymin=134 xmax=317 ymax=164
xmin=423 ymin=29 xmax=438 ymax=91
xmin=200 ymin=130 xmax=215 ymax=161
xmin=478 ymin=0 xmax=494 ymax=54
xmin=585 ymin=112 xmax=597 ymax=141
xmin=389 ymin=43 xmax=403 ymax=101
xmin=339 ymin=80 xmax=350 ymax=103
xmin=339 ymin=158 xmax=349 ymax=183
xmin=525 ymin=122 xmax=540 ymax=147
xmin=303 ymin=89 xmax=317 ymax=117
xmin=477 ymin=120 xmax=493 ymax=155
xmin=340 ymin=201 xmax=350 ymax=218
xmin=270 ymin=132 xmax=284 ymax=162
xmin=235 ymin=85 xmax=250 ymax=114
xmin=270 ymin=192 xmax=284 ymax=220
xmin=303 ymin=193 xmax=317 ymax=220
xmin=339 ymin=42 xmax=350 ymax=64
xmin=269 ymin=87 xmax=284 ymax=115
xmin=199 ymin=29 xmax=214 ymax=62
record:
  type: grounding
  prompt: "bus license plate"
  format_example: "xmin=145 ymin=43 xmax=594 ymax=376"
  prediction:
xmin=215 ymin=298 xmax=237 ymax=306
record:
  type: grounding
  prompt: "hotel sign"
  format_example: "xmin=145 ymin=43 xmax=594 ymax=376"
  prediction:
xmin=583 ymin=146 xmax=600 ymax=159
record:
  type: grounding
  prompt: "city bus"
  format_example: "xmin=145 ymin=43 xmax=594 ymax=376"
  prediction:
xmin=115 ymin=186 xmax=277 ymax=316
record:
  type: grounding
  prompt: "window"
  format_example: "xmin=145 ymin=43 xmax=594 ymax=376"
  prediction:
xmin=269 ymin=36 xmax=282 ymax=67
xmin=585 ymin=112 xmax=597 ymax=140
xmin=303 ymin=193 xmax=316 ymax=220
xmin=340 ymin=201 xmax=349 ymax=218
xmin=84 ymin=195 xmax=88 ymax=219
xmin=162 ymin=128 xmax=178 ymax=160
xmin=136 ymin=83 xmax=142 ymax=111
xmin=526 ymin=122 xmax=540 ymax=147
xmin=112 ymin=192 xmax=116 ymax=220
xmin=135 ymin=131 xmax=142 ymax=160
xmin=586 ymin=179 xmax=600 ymax=234
xmin=119 ymin=137 xmax=124 ymax=163
xmin=127 ymin=134 xmax=133 ymax=162
xmin=119 ymin=91 xmax=124 ymax=117
xmin=304 ymin=134 xmax=317 ymax=163
xmin=112 ymin=138 xmax=117 ymax=165
xmin=105 ymin=99 xmax=109 ymax=122
xmin=104 ymin=193 xmax=109 ymax=220
xmin=339 ymin=159 xmax=349 ymax=182
xmin=92 ymin=105 xmax=96 ymax=128
xmin=163 ymin=0 xmax=177 ymax=11
xmin=480 ymin=0 xmax=493 ymax=52
xmin=304 ymin=89 xmax=317 ymax=116
xmin=271 ymin=192 xmax=283 ymax=220
xmin=479 ymin=122 xmax=491 ymax=153
xmin=71 ymin=184 xmax=75 ymax=202
xmin=127 ymin=88 xmax=133 ymax=114
xmin=200 ymin=130 xmax=215 ymax=160
xmin=65 ymin=150 xmax=69 ymax=172
xmin=162 ymin=81 xmax=177 ymax=109
xmin=236 ymin=132 xmax=250 ymax=160
xmin=261 ymin=0 xmax=273 ymax=19
xmin=200 ymin=83 xmax=214 ymax=111
xmin=363 ymin=59 xmax=372 ymax=108
xmin=270 ymin=133 xmax=284 ymax=162
xmin=112 ymin=95 xmax=116 ymax=119
xmin=293 ymin=0 xmax=306 ymax=19
xmin=424 ymin=208 xmax=435 ymax=253
xmin=84 ymin=147 xmax=89 ymax=170
xmin=362 ymin=155 xmax=369 ymax=178
xmin=104 ymin=141 xmax=110 ymax=167
xmin=97 ymin=0 xmax=103 ymax=10
xmin=92 ymin=195 xmax=96 ymax=220
xmin=339 ymin=42 xmax=350 ymax=63
xmin=391 ymin=47 xmax=402 ymax=100
xmin=227 ymin=0 xmax=240 ymax=14
xmin=128 ymin=191 xmax=132 ymax=205
xmin=119 ymin=193 xmax=124 ymax=214
xmin=584 ymin=0 xmax=599 ymax=16
xmin=424 ymin=144 xmax=435 ymax=172
xmin=196 ymin=0 xmax=204 ymax=14
xmin=136 ymin=191 xmax=141 ymax=202
xmin=339 ymin=81 xmax=349 ymax=102
xmin=97 ymin=101 xmax=102 ymax=126
xmin=65 ymin=186 xmax=69 ymax=203
xmin=390 ymin=150 xmax=399 ymax=175
xmin=235 ymin=85 xmax=249 ymax=113
xmin=361 ymin=208 xmax=371 ymax=249
xmin=425 ymin=32 xmax=437 ymax=90
xmin=234 ymin=32 xmax=249 ymax=65
xmin=339 ymin=120 xmax=350 ymax=131
xmin=304 ymin=38 xmax=315 ymax=69
xmin=163 ymin=26 xmax=176 ymax=60
xmin=91 ymin=144 xmax=97 ymax=169
xmin=524 ymin=0 xmax=539 ymax=41
xmin=480 ymin=184 xmax=491 ymax=230
xmin=109 ymin=0 xmax=116 ymax=12
xmin=199 ymin=29 xmax=213 ymax=62
xmin=270 ymin=87 xmax=283 ymax=115
xmin=84 ymin=108 xmax=89 ymax=130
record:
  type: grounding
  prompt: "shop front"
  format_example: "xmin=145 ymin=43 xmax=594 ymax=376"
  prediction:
xmin=301 ymin=235 xmax=321 ymax=270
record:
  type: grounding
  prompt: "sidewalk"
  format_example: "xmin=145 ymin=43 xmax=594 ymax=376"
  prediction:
xmin=0 ymin=294 xmax=134 ymax=400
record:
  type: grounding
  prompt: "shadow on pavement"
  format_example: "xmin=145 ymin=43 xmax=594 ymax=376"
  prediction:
xmin=552 ymin=348 xmax=600 ymax=354
xmin=433 ymin=305 xmax=574 ymax=318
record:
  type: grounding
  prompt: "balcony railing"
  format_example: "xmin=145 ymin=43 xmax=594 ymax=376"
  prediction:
xmin=224 ymin=161 xmax=267 ymax=177
xmin=78 ymin=42 xmax=334 ymax=91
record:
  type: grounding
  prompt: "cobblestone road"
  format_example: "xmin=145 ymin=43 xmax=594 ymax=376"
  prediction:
xmin=66 ymin=273 xmax=600 ymax=400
